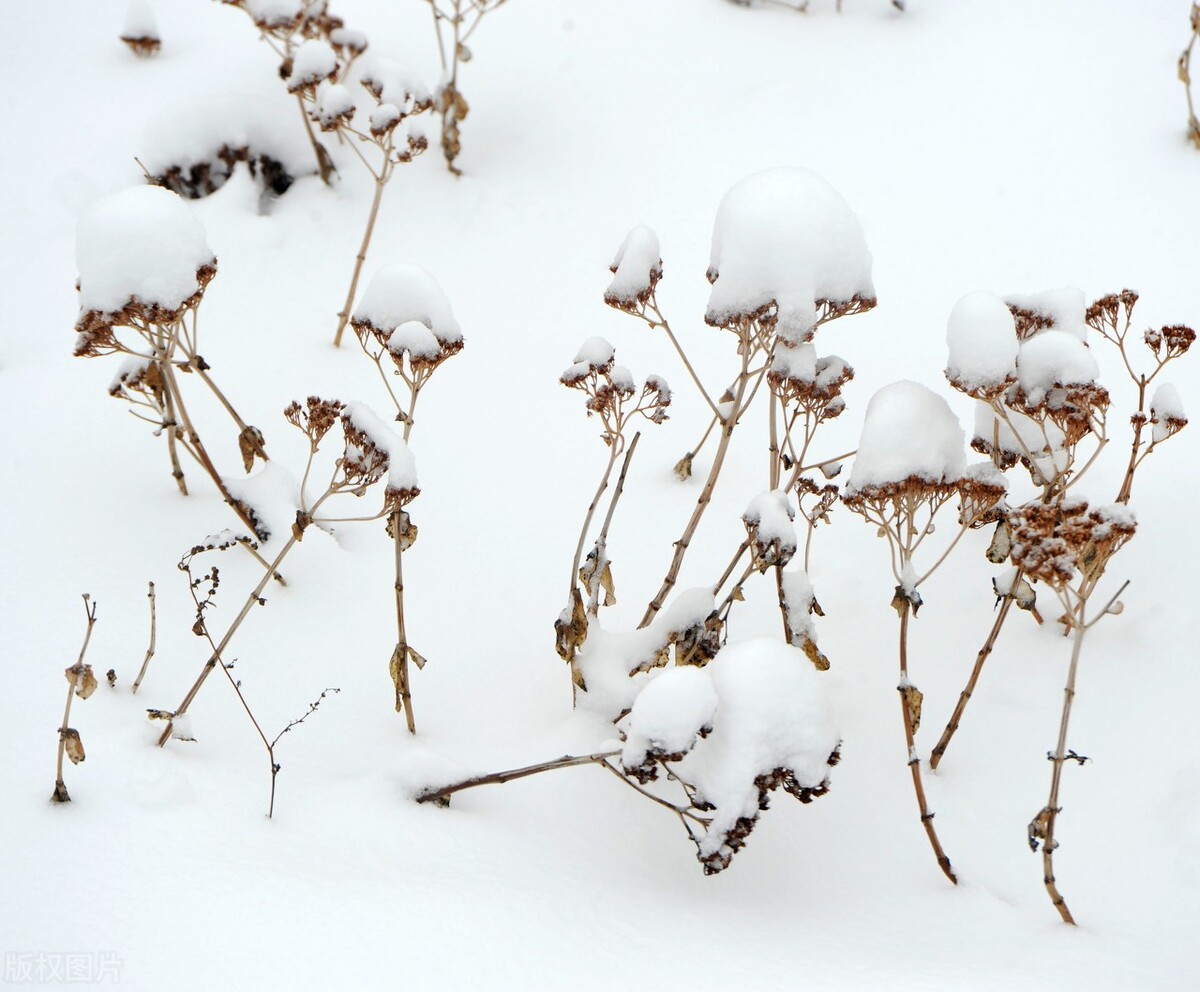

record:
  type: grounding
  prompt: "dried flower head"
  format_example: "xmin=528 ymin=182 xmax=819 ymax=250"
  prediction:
xmin=285 ymin=395 xmax=346 ymax=450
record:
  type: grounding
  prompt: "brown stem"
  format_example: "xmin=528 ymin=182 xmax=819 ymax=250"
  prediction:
xmin=640 ymin=339 xmax=756 ymax=628
xmin=159 ymin=360 xmax=264 ymax=541
xmin=157 ymin=530 xmax=303 ymax=746
xmin=159 ymin=364 xmax=189 ymax=496
xmin=185 ymin=357 xmax=268 ymax=462
xmin=333 ymin=174 xmax=388 ymax=347
xmin=1116 ymin=378 xmax=1147 ymax=504
xmin=569 ymin=445 xmax=621 ymax=597
xmin=392 ymin=509 xmax=415 ymax=733
xmin=296 ymin=94 xmax=335 ymax=185
xmin=899 ymin=602 xmax=958 ymax=884
xmin=131 ymin=581 xmax=157 ymax=694
xmin=53 ymin=596 xmax=98 ymax=803
xmin=416 ymin=749 xmax=622 ymax=805
xmin=929 ymin=592 xmax=1015 ymax=769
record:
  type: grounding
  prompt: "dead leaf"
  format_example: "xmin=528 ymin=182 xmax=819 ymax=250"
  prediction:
xmin=62 ymin=728 xmax=85 ymax=765
xmin=900 ymin=683 xmax=924 ymax=733
xmin=238 ymin=426 xmax=266 ymax=473
xmin=407 ymin=646 xmax=428 ymax=671
xmin=75 ymin=666 xmax=98 ymax=700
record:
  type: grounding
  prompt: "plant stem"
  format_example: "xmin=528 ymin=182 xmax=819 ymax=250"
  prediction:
xmin=131 ymin=581 xmax=157 ymax=694
xmin=898 ymin=601 xmax=957 ymax=884
xmin=392 ymin=509 xmax=415 ymax=732
xmin=416 ymin=750 xmax=622 ymax=805
xmin=640 ymin=337 xmax=756 ymax=628
xmin=159 ymin=364 xmax=189 ymax=495
xmin=333 ymin=172 xmax=388 ymax=347
xmin=929 ymin=592 xmax=1014 ymax=770
xmin=53 ymin=596 xmax=97 ymax=803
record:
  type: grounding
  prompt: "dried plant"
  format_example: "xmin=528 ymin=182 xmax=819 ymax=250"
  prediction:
xmin=52 ymin=596 xmax=99 ymax=803
xmin=218 ymin=0 xmax=370 ymax=183
xmin=420 ymin=638 xmax=841 ymax=875
xmin=75 ymin=187 xmax=277 ymax=580
xmin=930 ymin=287 xmax=1191 ymax=921
xmin=349 ymin=264 xmax=462 ymax=730
xmin=842 ymin=385 xmax=1007 ymax=884
xmin=931 ymin=291 xmax=1193 ymax=775
xmin=120 ymin=1 xmax=161 ymax=58
xmin=173 ymin=548 xmax=341 ymax=815
xmin=422 ymin=0 xmax=511 ymax=174
xmin=153 ymin=397 xmax=409 ymax=749
xmin=131 ymin=581 xmax=157 ymax=694
xmin=1181 ymin=3 xmax=1200 ymax=148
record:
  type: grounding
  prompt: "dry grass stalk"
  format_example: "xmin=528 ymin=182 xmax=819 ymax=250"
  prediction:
xmin=52 ymin=596 xmax=99 ymax=803
xmin=79 ymin=267 xmax=277 ymax=577
xmin=155 ymin=398 xmax=399 ymax=747
xmin=423 ymin=0 xmax=510 ymax=175
xmin=1181 ymin=4 xmax=1200 ymax=148
xmin=350 ymin=302 xmax=461 ymax=730
xmin=131 ymin=581 xmax=157 ymax=694
xmin=844 ymin=471 xmax=1004 ymax=884
xmin=933 ymin=291 xmax=1192 ymax=772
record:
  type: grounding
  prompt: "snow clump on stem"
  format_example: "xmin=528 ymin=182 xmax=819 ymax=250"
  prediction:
xmin=705 ymin=167 xmax=875 ymax=343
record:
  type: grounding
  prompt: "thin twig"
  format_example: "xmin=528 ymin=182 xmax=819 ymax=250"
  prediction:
xmin=131 ymin=582 xmax=157 ymax=694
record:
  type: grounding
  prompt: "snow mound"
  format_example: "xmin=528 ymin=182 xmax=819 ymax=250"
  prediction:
xmin=847 ymin=381 xmax=966 ymax=491
xmin=76 ymin=185 xmax=215 ymax=319
xmin=352 ymin=264 xmax=462 ymax=346
xmin=360 ymin=57 xmax=432 ymax=110
xmin=140 ymin=95 xmax=316 ymax=194
xmin=1016 ymin=330 xmax=1099 ymax=404
xmin=743 ymin=490 xmax=797 ymax=566
xmin=287 ymin=40 xmax=338 ymax=92
xmin=1005 ymin=287 xmax=1088 ymax=340
xmin=1150 ymin=383 xmax=1187 ymax=442
xmin=945 ymin=291 xmax=1018 ymax=393
xmin=122 ymin=1 xmax=159 ymax=41
xmin=605 ymin=226 xmax=662 ymax=307
xmin=621 ymin=665 xmax=718 ymax=772
xmin=342 ymin=401 xmax=419 ymax=497
xmin=681 ymin=637 xmax=840 ymax=872
xmin=706 ymin=168 xmax=874 ymax=343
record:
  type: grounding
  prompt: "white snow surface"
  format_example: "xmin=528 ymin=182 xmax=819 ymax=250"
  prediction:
xmin=353 ymin=263 xmax=462 ymax=344
xmin=573 ymin=336 xmax=615 ymax=369
xmin=945 ymin=290 xmax=1019 ymax=391
xmin=605 ymin=225 xmax=661 ymax=304
xmin=706 ymin=167 xmax=874 ymax=342
xmin=243 ymin=0 xmax=303 ymax=27
xmin=387 ymin=320 xmax=442 ymax=361
xmin=847 ymin=381 xmax=966 ymax=490
xmin=1016 ymin=329 xmax=1100 ymax=402
xmin=780 ymin=567 xmax=818 ymax=642
xmin=771 ymin=341 xmax=818 ymax=381
xmin=312 ymin=82 xmax=356 ymax=129
xmin=360 ymin=56 xmax=431 ymax=110
xmin=620 ymin=665 xmax=718 ymax=770
xmin=140 ymin=95 xmax=315 ymax=179
xmin=75 ymin=185 xmax=214 ymax=316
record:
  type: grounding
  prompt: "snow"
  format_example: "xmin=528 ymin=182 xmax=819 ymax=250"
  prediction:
xmin=847 ymin=381 xmax=966 ymax=490
xmin=329 ymin=27 xmax=368 ymax=55
xmin=122 ymin=0 xmax=159 ymax=41
xmin=1016 ymin=329 xmax=1100 ymax=402
xmin=311 ymin=82 xmax=356 ymax=130
xmin=973 ymin=400 xmax=1065 ymax=462
xmin=1005 ymin=287 xmax=1088 ymax=340
xmin=677 ymin=637 xmax=840 ymax=864
xmin=243 ymin=0 xmax=303 ymax=28
xmin=771 ymin=341 xmax=818 ymax=381
xmin=342 ymin=400 xmax=418 ymax=495
xmin=387 ymin=321 xmax=443 ymax=361
xmin=573 ymin=336 xmax=615 ymax=369
xmin=605 ymin=225 xmax=662 ymax=306
xmin=287 ymin=40 xmax=338 ymax=92
xmin=140 ymin=95 xmax=316 ymax=183
xmin=780 ymin=567 xmax=818 ymax=642
xmin=352 ymin=263 xmax=462 ymax=345
xmin=1151 ymin=383 xmax=1187 ymax=441
xmin=620 ymin=665 xmax=718 ymax=771
xmin=705 ymin=167 xmax=875 ymax=343
xmin=75 ymin=185 xmax=214 ymax=318
xmin=360 ymin=57 xmax=432 ymax=110
xmin=743 ymin=489 xmax=797 ymax=561
xmin=945 ymin=290 xmax=1019 ymax=392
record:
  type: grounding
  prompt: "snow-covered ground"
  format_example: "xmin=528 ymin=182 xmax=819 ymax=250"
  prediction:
xmin=3 ymin=1 xmax=1198 ymax=988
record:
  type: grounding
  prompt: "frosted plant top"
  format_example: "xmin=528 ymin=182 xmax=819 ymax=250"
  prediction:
xmin=706 ymin=167 xmax=875 ymax=343
xmin=353 ymin=263 xmax=462 ymax=345
xmin=76 ymin=185 xmax=215 ymax=317
xmin=847 ymin=380 xmax=966 ymax=491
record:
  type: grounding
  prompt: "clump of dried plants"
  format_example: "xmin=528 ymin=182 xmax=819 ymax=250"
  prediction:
xmin=52 ymin=596 xmax=100 ymax=803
